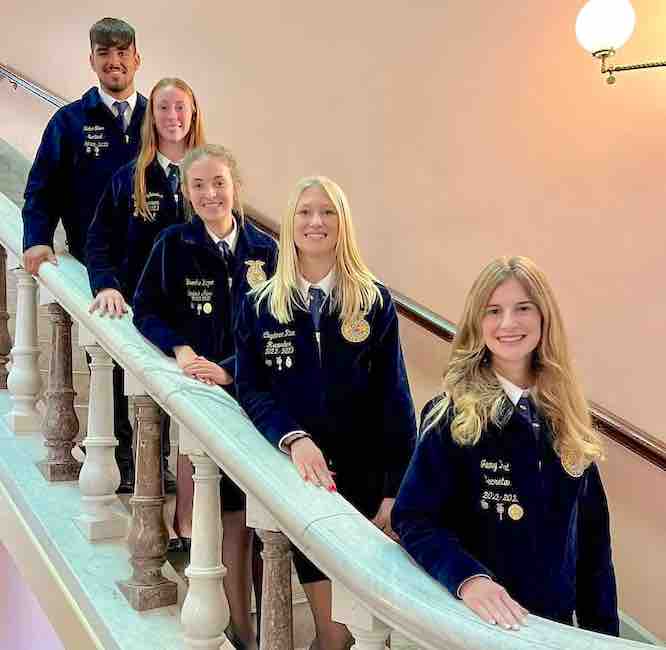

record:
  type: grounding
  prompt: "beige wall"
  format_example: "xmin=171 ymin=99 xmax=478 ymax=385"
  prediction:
xmin=1 ymin=0 xmax=664 ymax=639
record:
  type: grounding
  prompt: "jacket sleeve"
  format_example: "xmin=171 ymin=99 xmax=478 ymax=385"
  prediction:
xmin=234 ymin=296 xmax=303 ymax=447
xmin=132 ymin=234 xmax=189 ymax=355
xmin=22 ymin=114 xmax=67 ymax=251
xmin=372 ymin=295 xmax=417 ymax=497
xmin=86 ymin=175 xmax=125 ymax=296
xmin=391 ymin=410 xmax=493 ymax=598
xmin=575 ymin=463 xmax=620 ymax=636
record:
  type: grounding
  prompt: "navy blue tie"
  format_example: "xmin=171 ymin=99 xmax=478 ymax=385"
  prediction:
xmin=113 ymin=100 xmax=129 ymax=132
xmin=308 ymin=287 xmax=325 ymax=332
xmin=217 ymin=240 xmax=234 ymax=269
xmin=167 ymin=163 xmax=180 ymax=196
xmin=516 ymin=395 xmax=541 ymax=438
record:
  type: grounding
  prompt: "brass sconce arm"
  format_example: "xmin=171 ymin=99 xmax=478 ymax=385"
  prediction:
xmin=594 ymin=48 xmax=666 ymax=84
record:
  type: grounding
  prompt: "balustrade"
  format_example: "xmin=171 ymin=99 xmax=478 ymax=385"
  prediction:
xmin=118 ymin=394 xmax=177 ymax=610
xmin=180 ymin=426 xmax=231 ymax=649
xmin=0 ymin=245 xmax=11 ymax=389
xmin=74 ymin=328 xmax=127 ymax=540
xmin=39 ymin=302 xmax=80 ymax=481
xmin=333 ymin=583 xmax=391 ymax=650
xmin=5 ymin=267 xmax=41 ymax=431
xmin=247 ymin=495 xmax=294 ymax=650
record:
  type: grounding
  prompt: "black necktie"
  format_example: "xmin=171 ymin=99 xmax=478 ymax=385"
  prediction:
xmin=167 ymin=163 xmax=180 ymax=196
xmin=112 ymin=100 xmax=129 ymax=133
xmin=308 ymin=287 xmax=325 ymax=332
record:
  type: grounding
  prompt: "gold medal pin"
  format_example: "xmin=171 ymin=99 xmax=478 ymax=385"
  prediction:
xmin=508 ymin=504 xmax=524 ymax=521
xmin=245 ymin=260 xmax=267 ymax=288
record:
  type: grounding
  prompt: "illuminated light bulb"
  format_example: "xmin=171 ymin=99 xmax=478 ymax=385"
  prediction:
xmin=575 ymin=0 xmax=636 ymax=53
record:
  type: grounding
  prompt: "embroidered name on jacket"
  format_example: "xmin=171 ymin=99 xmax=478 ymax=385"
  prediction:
xmin=479 ymin=457 xmax=523 ymax=521
xmin=185 ymin=278 xmax=214 ymax=315
xmin=83 ymin=125 xmax=109 ymax=157
xmin=262 ymin=329 xmax=296 ymax=369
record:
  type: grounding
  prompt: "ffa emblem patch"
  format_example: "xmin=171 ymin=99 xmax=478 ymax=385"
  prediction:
xmin=341 ymin=317 xmax=370 ymax=343
xmin=245 ymin=260 xmax=267 ymax=288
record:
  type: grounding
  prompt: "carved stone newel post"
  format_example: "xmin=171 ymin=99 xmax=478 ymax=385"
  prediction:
xmin=247 ymin=495 xmax=294 ymax=650
xmin=0 ymin=245 xmax=11 ymax=389
xmin=118 ymin=395 xmax=177 ymax=610
xmin=6 ymin=268 xmax=41 ymax=432
xmin=39 ymin=303 xmax=80 ymax=481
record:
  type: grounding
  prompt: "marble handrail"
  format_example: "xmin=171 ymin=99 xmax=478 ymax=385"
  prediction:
xmin=0 ymin=192 xmax=652 ymax=650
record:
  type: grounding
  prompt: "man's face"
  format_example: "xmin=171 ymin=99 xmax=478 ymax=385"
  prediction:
xmin=89 ymin=43 xmax=140 ymax=97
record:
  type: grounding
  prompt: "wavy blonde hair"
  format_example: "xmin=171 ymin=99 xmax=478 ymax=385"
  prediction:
xmin=133 ymin=78 xmax=205 ymax=221
xmin=424 ymin=256 xmax=603 ymax=471
xmin=253 ymin=176 xmax=382 ymax=324
xmin=180 ymin=144 xmax=244 ymax=224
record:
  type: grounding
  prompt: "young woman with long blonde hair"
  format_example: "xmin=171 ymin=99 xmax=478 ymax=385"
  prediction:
xmin=392 ymin=256 xmax=618 ymax=636
xmin=235 ymin=176 xmax=417 ymax=650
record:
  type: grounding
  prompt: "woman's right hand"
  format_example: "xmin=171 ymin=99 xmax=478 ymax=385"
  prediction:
xmin=288 ymin=437 xmax=336 ymax=491
xmin=89 ymin=288 xmax=128 ymax=318
xmin=459 ymin=576 xmax=528 ymax=630
xmin=174 ymin=345 xmax=198 ymax=368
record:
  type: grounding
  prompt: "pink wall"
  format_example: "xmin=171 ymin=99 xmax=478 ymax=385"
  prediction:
xmin=0 ymin=544 xmax=64 ymax=650
xmin=1 ymin=0 xmax=664 ymax=639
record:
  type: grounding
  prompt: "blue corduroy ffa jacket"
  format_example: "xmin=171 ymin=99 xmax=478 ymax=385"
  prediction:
xmin=22 ymin=87 xmax=147 ymax=262
xmin=391 ymin=399 xmax=619 ymax=636
xmin=234 ymin=285 xmax=417 ymax=516
xmin=86 ymin=158 xmax=186 ymax=301
xmin=133 ymin=215 xmax=277 ymax=377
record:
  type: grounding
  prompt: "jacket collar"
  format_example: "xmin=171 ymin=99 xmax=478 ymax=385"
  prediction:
xmin=81 ymin=87 xmax=147 ymax=124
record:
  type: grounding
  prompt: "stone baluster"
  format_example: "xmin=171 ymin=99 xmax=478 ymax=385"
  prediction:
xmin=179 ymin=426 xmax=230 ymax=650
xmin=5 ymin=268 xmax=41 ymax=432
xmin=118 ymin=395 xmax=177 ymax=610
xmin=0 ymin=245 xmax=11 ymax=389
xmin=332 ymin=582 xmax=391 ymax=650
xmin=39 ymin=303 xmax=81 ymax=481
xmin=247 ymin=495 xmax=294 ymax=650
xmin=74 ymin=327 xmax=127 ymax=540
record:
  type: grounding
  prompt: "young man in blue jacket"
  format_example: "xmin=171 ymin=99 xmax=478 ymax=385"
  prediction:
xmin=21 ymin=17 xmax=148 ymax=493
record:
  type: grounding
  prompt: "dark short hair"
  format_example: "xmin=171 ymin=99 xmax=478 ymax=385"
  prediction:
xmin=89 ymin=17 xmax=136 ymax=51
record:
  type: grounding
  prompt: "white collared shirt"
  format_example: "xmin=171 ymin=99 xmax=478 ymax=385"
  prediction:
xmin=205 ymin=218 xmax=238 ymax=254
xmin=156 ymin=151 xmax=183 ymax=175
xmin=297 ymin=267 xmax=336 ymax=305
xmin=98 ymin=87 xmax=137 ymax=129
xmin=494 ymin=372 xmax=532 ymax=406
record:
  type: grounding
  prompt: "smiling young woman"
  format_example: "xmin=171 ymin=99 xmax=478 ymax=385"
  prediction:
xmin=392 ymin=256 xmax=618 ymax=637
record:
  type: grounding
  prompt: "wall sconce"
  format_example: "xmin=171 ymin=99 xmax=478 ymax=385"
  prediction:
xmin=576 ymin=0 xmax=666 ymax=83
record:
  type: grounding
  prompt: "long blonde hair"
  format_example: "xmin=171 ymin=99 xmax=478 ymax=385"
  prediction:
xmin=133 ymin=78 xmax=205 ymax=221
xmin=180 ymin=144 xmax=244 ymax=223
xmin=253 ymin=176 xmax=382 ymax=324
xmin=424 ymin=256 xmax=603 ymax=470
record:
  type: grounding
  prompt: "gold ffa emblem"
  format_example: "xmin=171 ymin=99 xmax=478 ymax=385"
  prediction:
xmin=508 ymin=504 xmax=524 ymax=521
xmin=561 ymin=450 xmax=584 ymax=478
xmin=245 ymin=260 xmax=267 ymax=288
xmin=341 ymin=317 xmax=370 ymax=343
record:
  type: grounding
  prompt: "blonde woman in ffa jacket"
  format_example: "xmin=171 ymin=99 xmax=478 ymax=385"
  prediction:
xmin=133 ymin=144 xmax=277 ymax=649
xmin=235 ymin=176 xmax=417 ymax=650
xmin=392 ymin=256 xmax=619 ymax=636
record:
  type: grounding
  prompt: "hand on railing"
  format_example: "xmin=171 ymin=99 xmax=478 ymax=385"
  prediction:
xmin=174 ymin=345 xmax=233 ymax=386
xmin=88 ymin=288 xmax=128 ymax=318
xmin=459 ymin=576 xmax=529 ymax=631
xmin=371 ymin=497 xmax=400 ymax=541
xmin=288 ymin=437 xmax=337 ymax=491
xmin=23 ymin=244 xmax=57 ymax=275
